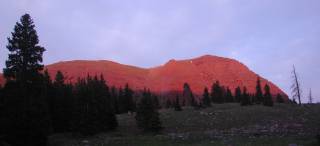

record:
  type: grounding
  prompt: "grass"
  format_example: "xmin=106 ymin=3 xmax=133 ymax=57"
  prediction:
xmin=49 ymin=103 xmax=320 ymax=146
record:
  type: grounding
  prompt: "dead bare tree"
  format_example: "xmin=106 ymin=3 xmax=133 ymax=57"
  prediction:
xmin=308 ymin=88 xmax=313 ymax=104
xmin=291 ymin=65 xmax=302 ymax=105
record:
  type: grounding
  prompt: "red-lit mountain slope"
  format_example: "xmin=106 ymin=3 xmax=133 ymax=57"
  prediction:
xmin=0 ymin=55 xmax=288 ymax=101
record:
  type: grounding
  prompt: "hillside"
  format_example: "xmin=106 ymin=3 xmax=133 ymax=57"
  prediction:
xmin=0 ymin=55 xmax=288 ymax=100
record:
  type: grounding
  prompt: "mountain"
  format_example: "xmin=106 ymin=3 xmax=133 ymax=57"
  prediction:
xmin=0 ymin=55 xmax=288 ymax=101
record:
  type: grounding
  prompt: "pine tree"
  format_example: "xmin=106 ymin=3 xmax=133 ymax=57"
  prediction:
xmin=3 ymin=14 xmax=45 ymax=83
xmin=211 ymin=81 xmax=223 ymax=103
xmin=43 ymin=69 xmax=53 ymax=107
xmin=124 ymin=83 xmax=135 ymax=113
xmin=263 ymin=84 xmax=273 ymax=106
xmin=135 ymin=90 xmax=162 ymax=132
xmin=221 ymin=86 xmax=227 ymax=103
xmin=97 ymin=75 xmax=118 ymax=130
xmin=202 ymin=87 xmax=211 ymax=107
xmin=235 ymin=86 xmax=242 ymax=103
xmin=2 ymin=14 xmax=50 ymax=146
xmin=54 ymin=71 xmax=64 ymax=85
xmin=152 ymin=94 xmax=161 ymax=109
xmin=110 ymin=86 xmax=120 ymax=114
xmin=73 ymin=75 xmax=117 ymax=135
xmin=240 ymin=87 xmax=250 ymax=106
xmin=183 ymin=83 xmax=197 ymax=106
xmin=255 ymin=77 xmax=263 ymax=104
xmin=225 ymin=87 xmax=234 ymax=102
xmin=118 ymin=87 xmax=125 ymax=113
xmin=174 ymin=95 xmax=182 ymax=111
xmin=50 ymin=71 xmax=74 ymax=132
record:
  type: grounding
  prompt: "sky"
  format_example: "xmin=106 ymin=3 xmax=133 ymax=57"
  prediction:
xmin=0 ymin=0 xmax=319 ymax=103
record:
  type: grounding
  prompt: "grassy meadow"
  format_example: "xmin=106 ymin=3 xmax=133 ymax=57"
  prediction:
xmin=49 ymin=103 xmax=320 ymax=146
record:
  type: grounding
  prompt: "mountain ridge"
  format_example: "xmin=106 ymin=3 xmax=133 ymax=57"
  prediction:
xmin=0 ymin=55 xmax=288 ymax=101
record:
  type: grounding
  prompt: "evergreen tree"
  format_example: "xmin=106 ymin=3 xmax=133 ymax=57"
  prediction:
xmin=110 ymin=86 xmax=120 ymax=114
xmin=225 ymin=87 xmax=234 ymax=102
xmin=174 ymin=95 xmax=182 ymax=111
xmin=202 ymin=87 xmax=211 ymax=107
xmin=50 ymin=71 xmax=74 ymax=132
xmin=255 ymin=77 xmax=263 ymax=104
xmin=73 ymin=75 xmax=118 ymax=135
xmin=240 ymin=87 xmax=250 ymax=106
xmin=124 ymin=83 xmax=135 ymax=113
xmin=221 ymin=86 xmax=227 ymax=103
xmin=54 ymin=71 xmax=64 ymax=85
xmin=43 ymin=69 xmax=53 ymax=109
xmin=135 ymin=90 xmax=162 ymax=132
xmin=276 ymin=94 xmax=284 ymax=103
xmin=263 ymin=84 xmax=273 ymax=106
xmin=3 ymin=14 xmax=45 ymax=83
xmin=211 ymin=81 xmax=223 ymax=103
xmin=152 ymin=94 xmax=161 ymax=109
xmin=183 ymin=83 xmax=197 ymax=106
xmin=2 ymin=14 xmax=50 ymax=146
xmin=43 ymin=69 xmax=52 ymax=88
xmin=118 ymin=87 xmax=126 ymax=113
xmin=235 ymin=86 xmax=242 ymax=103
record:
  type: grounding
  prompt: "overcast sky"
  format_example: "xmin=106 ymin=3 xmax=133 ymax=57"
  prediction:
xmin=0 ymin=0 xmax=319 ymax=102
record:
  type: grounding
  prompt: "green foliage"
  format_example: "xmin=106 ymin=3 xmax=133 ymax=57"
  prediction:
xmin=47 ymin=71 xmax=74 ymax=133
xmin=152 ymin=95 xmax=161 ymax=109
xmin=4 ymin=14 xmax=45 ymax=83
xmin=255 ymin=77 xmax=263 ymax=104
xmin=174 ymin=95 xmax=182 ymax=111
xmin=73 ymin=75 xmax=118 ymax=135
xmin=211 ymin=81 xmax=224 ymax=103
xmin=54 ymin=71 xmax=64 ymax=85
xmin=263 ymin=84 xmax=273 ymax=106
xmin=119 ymin=84 xmax=135 ymax=113
xmin=225 ymin=87 xmax=234 ymax=103
xmin=183 ymin=83 xmax=197 ymax=106
xmin=135 ymin=90 xmax=162 ymax=132
xmin=2 ymin=14 xmax=50 ymax=146
xmin=240 ymin=87 xmax=251 ymax=106
xmin=110 ymin=86 xmax=120 ymax=114
xmin=124 ymin=83 xmax=135 ymax=112
xmin=235 ymin=86 xmax=242 ymax=103
xmin=202 ymin=87 xmax=211 ymax=107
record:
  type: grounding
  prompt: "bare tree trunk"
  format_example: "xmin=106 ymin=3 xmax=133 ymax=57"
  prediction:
xmin=291 ymin=65 xmax=302 ymax=105
xmin=308 ymin=88 xmax=313 ymax=104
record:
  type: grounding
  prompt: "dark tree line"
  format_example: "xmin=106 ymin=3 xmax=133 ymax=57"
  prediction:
xmin=164 ymin=78 xmax=285 ymax=111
